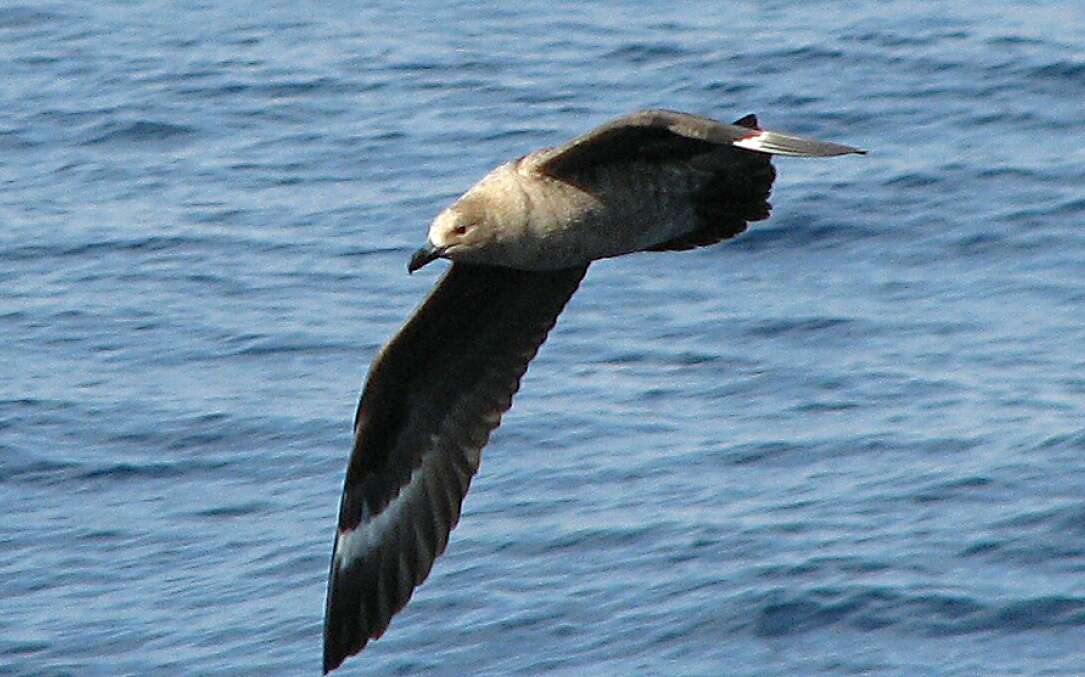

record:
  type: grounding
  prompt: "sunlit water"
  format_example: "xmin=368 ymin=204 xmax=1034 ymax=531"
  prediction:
xmin=3 ymin=2 xmax=1084 ymax=675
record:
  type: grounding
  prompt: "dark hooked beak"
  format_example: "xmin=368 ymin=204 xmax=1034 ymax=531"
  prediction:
xmin=408 ymin=240 xmax=444 ymax=273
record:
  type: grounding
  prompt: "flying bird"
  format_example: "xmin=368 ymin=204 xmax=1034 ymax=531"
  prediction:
xmin=323 ymin=109 xmax=864 ymax=673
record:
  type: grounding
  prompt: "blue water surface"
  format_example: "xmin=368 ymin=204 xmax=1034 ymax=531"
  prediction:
xmin=2 ymin=1 xmax=1085 ymax=675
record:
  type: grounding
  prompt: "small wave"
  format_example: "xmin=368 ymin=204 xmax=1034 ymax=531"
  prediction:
xmin=1034 ymin=429 xmax=1085 ymax=452
xmin=0 ymin=127 xmax=38 ymax=150
xmin=883 ymin=172 xmax=944 ymax=189
xmin=0 ymin=6 xmax=65 ymax=29
xmin=605 ymin=43 xmax=690 ymax=65
xmin=929 ymin=596 xmax=1085 ymax=635
xmin=748 ymin=586 xmax=1085 ymax=638
xmin=844 ymin=30 xmax=965 ymax=48
xmin=82 ymin=120 xmax=198 ymax=146
xmin=1055 ymin=196 xmax=1085 ymax=216
xmin=1027 ymin=60 xmax=1085 ymax=92
xmin=0 ymin=234 xmax=237 ymax=263
xmin=733 ymin=220 xmax=877 ymax=250
xmin=253 ymin=78 xmax=339 ymax=99
xmin=0 ymin=457 xmax=80 ymax=484
xmin=744 ymin=316 xmax=854 ymax=339
xmin=191 ymin=501 xmax=270 ymax=519
xmin=78 ymin=459 xmax=229 ymax=481
xmin=911 ymin=475 xmax=993 ymax=504
xmin=227 ymin=334 xmax=348 ymax=358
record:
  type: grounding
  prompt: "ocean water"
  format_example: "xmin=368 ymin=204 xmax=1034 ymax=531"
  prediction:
xmin=3 ymin=1 xmax=1085 ymax=674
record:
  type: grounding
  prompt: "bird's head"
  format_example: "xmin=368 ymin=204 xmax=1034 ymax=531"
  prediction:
xmin=409 ymin=196 xmax=495 ymax=272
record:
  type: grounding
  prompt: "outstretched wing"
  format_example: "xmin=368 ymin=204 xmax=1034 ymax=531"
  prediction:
xmin=533 ymin=108 xmax=864 ymax=179
xmin=323 ymin=262 xmax=588 ymax=673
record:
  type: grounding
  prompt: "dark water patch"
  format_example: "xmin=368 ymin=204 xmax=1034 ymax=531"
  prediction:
xmin=0 ymin=639 xmax=52 ymax=659
xmin=727 ymin=441 xmax=802 ymax=466
xmin=768 ymin=93 xmax=820 ymax=108
xmin=0 ymin=234 xmax=247 ymax=262
xmin=844 ymin=30 xmax=967 ymax=48
xmin=0 ymin=457 xmax=81 ymax=484
xmin=81 ymin=120 xmax=199 ymax=147
xmin=969 ymin=110 xmax=1044 ymax=128
xmin=511 ymin=91 xmax=577 ymax=105
xmin=1052 ymin=504 xmax=1085 ymax=537
xmin=910 ymin=475 xmax=993 ymax=504
xmin=0 ymin=310 xmax=30 ymax=324
xmin=928 ymin=596 xmax=1085 ymax=635
xmin=225 ymin=333 xmax=348 ymax=358
xmin=0 ymin=127 xmax=38 ymax=150
xmin=177 ymin=81 xmax=252 ymax=99
xmin=985 ymin=35 xmax=1048 ymax=48
xmin=997 ymin=205 xmax=1075 ymax=228
xmin=995 ymin=505 xmax=1069 ymax=531
xmin=958 ymin=539 xmax=1001 ymax=557
xmin=1025 ymin=60 xmax=1085 ymax=92
xmin=902 ymin=592 xmax=987 ymax=625
xmin=669 ymin=351 xmax=722 ymax=366
xmin=983 ymin=542 xmax=1085 ymax=568
xmin=791 ymin=400 xmax=859 ymax=413
xmin=752 ymin=588 xmax=878 ymax=637
xmin=191 ymin=501 xmax=270 ymax=519
xmin=340 ymin=245 xmax=410 ymax=259
xmin=0 ymin=398 xmax=82 ymax=435
xmin=950 ymin=231 xmax=1008 ymax=256
xmin=520 ymin=524 xmax=661 ymax=556
xmin=189 ymin=207 xmax=247 ymax=225
xmin=742 ymin=46 xmax=846 ymax=72
xmin=481 ymin=127 xmax=550 ymax=142
xmin=76 ymin=459 xmax=231 ymax=482
xmin=1032 ymin=429 xmax=1085 ymax=453
xmin=700 ymin=80 xmax=754 ymax=95
xmin=605 ymin=43 xmax=690 ymax=64
xmin=976 ymin=166 xmax=1044 ymax=181
xmin=743 ymin=587 xmax=1085 ymax=638
xmin=1055 ymin=196 xmax=1085 ymax=216
xmin=76 ymin=528 xmax=128 ymax=543
xmin=0 ymin=6 xmax=65 ymax=29
xmin=597 ymin=350 xmax=651 ymax=366
xmin=744 ymin=316 xmax=855 ymax=340
xmin=754 ymin=561 xmax=822 ymax=581
xmin=390 ymin=58 xmax=504 ymax=76
xmin=883 ymin=172 xmax=944 ymax=189
xmin=15 ymin=54 xmax=63 ymax=67
xmin=252 ymin=78 xmax=340 ymax=99
xmin=733 ymin=219 xmax=877 ymax=250
xmin=227 ymin=159 xmax=308 ymax=174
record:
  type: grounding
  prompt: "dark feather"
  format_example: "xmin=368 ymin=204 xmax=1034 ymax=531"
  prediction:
xmin=535 ymin=108 xmax=862 ymax=180
xmin=323 ymin=263 xmax=587 ymax=673
xmin=534 ymin=109 xmax=757 ymax=179
xmin=649 ymin=121 xmax=778 ymax=253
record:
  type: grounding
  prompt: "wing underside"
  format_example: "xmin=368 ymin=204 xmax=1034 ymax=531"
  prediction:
xmin=323 ymin=262 xmax=588 ymax=673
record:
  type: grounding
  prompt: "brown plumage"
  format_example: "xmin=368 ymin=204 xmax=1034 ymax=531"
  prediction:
xmin=324 ymin=110 xmax=863 ymax=673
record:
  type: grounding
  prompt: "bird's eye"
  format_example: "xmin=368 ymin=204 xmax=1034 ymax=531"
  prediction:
xmin=453 ymin=224 xmax=470 ymax=236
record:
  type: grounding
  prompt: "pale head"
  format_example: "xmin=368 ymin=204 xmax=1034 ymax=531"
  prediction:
xmin=409 ymin=195 xmax=497 ymax=272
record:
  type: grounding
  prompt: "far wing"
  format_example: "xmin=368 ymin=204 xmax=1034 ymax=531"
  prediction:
xmin=533 ymin=109 xmax=864 ymax=179
xmin=323 ymin=262 xmax=588 ymax=673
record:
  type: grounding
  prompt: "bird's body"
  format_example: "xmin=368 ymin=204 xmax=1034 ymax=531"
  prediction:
xmin=443 ymin=154 xmax=700 ymax=269
xmin=323 ymin=109 xmax=864 ymax=673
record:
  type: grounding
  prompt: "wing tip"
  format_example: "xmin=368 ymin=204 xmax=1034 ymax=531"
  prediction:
xmin=322 ymin=635 xmax=353 ymax=674
xmin=733 ymin=129 xmax=867 ymax=157
xmin=323 ymin=611 xmax=369 ymax=674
